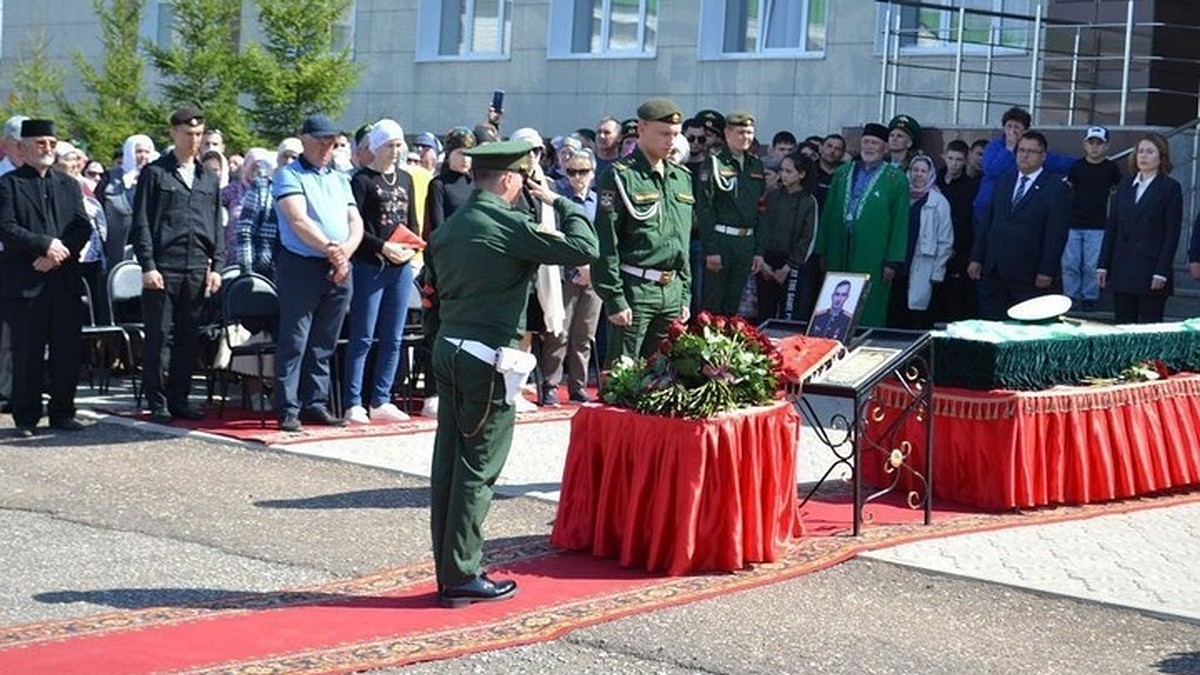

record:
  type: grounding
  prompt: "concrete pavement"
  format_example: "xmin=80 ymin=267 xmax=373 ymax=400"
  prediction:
xmin=0 ymin=385 xmax=1196 ymax=673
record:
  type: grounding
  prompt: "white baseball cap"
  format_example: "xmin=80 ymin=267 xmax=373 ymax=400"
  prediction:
xmin=1084 ymin=126 xmax=1108 ymax=143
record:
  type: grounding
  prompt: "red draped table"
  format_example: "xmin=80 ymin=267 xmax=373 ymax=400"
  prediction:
xmin=863 ymin=375 xmax=1200 ymax=510
xmin=551 ymin=401 xmax=801 ymax=575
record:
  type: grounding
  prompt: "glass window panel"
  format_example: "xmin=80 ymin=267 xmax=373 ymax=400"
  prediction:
xmin=439 ymin=0 xmax=466 ymax=56
xmin=644 ymin=0 xmax=658 ymax=52
xmin=471 ymin=0 xmax=502 ymax=53
xmin=723 ymin=0 xmax=757 ymax=53
xmin=763 ymin=0 xmax=804 ymax=50
xmin=807 ymin=0 xmax=826 ymax=51
xmin=606 ymin=0 xmax=642 ymax=52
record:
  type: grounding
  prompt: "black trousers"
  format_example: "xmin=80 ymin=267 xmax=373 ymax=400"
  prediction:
xmin=1112 ymin=291 xmax=1167 ymax=324
xmin=4 ymin=273 xmax=83 ymax=428
xmin=978 ymin=274 xmax=1042 ymax=321
xmin=141 ymin=268 xmax=208 ymax=412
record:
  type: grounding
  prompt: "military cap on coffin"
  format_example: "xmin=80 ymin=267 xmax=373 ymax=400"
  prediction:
xmin=464 ymin=140 xmax=535 ymax=173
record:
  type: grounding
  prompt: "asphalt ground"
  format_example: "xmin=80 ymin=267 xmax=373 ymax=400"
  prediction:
xmin=3 ymin=415 xmax=1200 ymax=674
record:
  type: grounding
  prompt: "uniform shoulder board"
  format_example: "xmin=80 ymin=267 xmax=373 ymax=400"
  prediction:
xmin=613 ymin=159 xmax=631 ymax=172
xmin=672 ymin=160 xmax=691 ymax=175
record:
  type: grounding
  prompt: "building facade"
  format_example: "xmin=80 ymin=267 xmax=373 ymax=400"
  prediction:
xmin=1 ymin=1 xmax=1196 ymax=142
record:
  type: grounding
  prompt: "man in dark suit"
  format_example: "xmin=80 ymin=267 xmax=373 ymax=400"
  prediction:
xmin=967 ymin=131 xmax=1070 ymax=320
xmin=131 ymin=106 xmax=224 ymax=423
xmin=0 ymin=119 xmax=92 ymax=437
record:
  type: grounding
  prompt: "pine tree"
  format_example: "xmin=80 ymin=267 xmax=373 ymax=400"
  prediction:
xmin=242 ymin=0 xmax=360 ymax=141
xmin=59 ymin=0 xmax=161 ymax=163
xmin=144 ymin=0 xmax=261 ymax=152
xmin=1 ymin=30 xmax=66 ymax=123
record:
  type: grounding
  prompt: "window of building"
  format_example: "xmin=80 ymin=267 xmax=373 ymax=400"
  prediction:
xmin=876 ymin=0 xmax=1032 ymax=53
xmin=698 ymin=0 xmax=827 ymax=60
xmin=416 ymin=0 xmax=513 ymax=61
xmin=139 ymin=1 xmax=177 ymax=50
xmin=548 ymin=0 xmax=659 ymax=59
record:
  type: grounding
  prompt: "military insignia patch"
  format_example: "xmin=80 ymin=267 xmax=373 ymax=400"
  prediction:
xmin=599 ymin=190 xmax=616 ymax=211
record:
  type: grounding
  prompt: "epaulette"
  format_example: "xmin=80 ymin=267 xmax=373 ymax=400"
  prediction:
xmin=613 ymin=159 xmax=632 ymax=172
xmin=670 ymin=160 xmax=691 ymax=175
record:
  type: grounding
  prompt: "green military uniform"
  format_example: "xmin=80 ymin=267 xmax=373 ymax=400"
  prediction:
xmin=696 ymin=111 xmax=764 ymax=315
xmin=594 ymin=99 xmax=694 ymax=367
xmin=425 ymin=141 xmax=598 ymax=589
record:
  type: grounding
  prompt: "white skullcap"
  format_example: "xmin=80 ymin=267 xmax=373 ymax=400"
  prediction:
xmin=277 ymin=137 xmax=302 ymax=155
xmin=55 ymin=141 xmax=80 ymax=159
xmin=368 ymin=118 xmax=405 ymax=154
xmin=4 ymin=115 xmax=29 ymax=140
xmin=509 ymin=127 xmax=543 ymax=149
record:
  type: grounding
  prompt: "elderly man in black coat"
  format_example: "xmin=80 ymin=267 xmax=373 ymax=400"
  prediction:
xmin=0 ymin=119 xmax=92 ymax=437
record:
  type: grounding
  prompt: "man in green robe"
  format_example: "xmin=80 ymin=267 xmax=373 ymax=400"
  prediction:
xmin=815 ymin=123 xmax=909 ymax=327
xmin=425 ymin=140 xmax=598 ymax=607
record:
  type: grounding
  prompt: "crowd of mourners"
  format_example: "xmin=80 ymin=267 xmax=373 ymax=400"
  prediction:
xmin=1 ymin=100 xmax=1197 ymax=436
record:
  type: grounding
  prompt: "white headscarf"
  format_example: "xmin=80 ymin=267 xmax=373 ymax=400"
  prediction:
xmin=121 ymin=134 xmax=158 ymax=188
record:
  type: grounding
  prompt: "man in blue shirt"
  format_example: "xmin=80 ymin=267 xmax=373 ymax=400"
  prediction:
xmin=273 ymin=114 xmax=364 ymax=432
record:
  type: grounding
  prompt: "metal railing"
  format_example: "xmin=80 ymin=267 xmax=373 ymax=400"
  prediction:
xmin=876 ymin=0 xmax=1200 ymax=127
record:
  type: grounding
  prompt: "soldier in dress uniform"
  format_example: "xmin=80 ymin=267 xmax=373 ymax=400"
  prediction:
xmin=697 ymin=110 xmax=765 ymax=316
xmin=593 ymin=98 xmax=694 ymax=367
xmin=425 ymin=140 xmax=598 ymax=608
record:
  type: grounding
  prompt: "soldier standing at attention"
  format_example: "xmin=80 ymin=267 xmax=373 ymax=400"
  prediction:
xmin=593 ymin=98 xmax=694 ymax=366
xmin=425 ymin=140 xmax=597 ymax=608
xmin=697 ymin=111 xmax=765 ymax=316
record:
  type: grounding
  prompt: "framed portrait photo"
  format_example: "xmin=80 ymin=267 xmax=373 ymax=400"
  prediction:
xmin=806 ymin=272 xmax=871 ymax=342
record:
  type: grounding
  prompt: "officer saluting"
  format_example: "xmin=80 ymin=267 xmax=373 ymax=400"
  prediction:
xmin=593 ymin=98 xmax=694 ymax=366
xmin=425 ymin=140 xmax=597 ymax=608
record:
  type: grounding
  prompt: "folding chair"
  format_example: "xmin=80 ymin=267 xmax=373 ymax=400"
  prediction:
xmin=80 ymin=277 xmax=136 ymax=395
xmin=217 ymin=273 xmax=279 ymax=427
xmin=106 ymin=259 xmax=145 ymax=405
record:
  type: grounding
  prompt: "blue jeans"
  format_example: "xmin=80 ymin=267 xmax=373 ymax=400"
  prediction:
xmin=275 ymin=250 xmax=352 ymax=416
xmin=1061 ymin=228 xmax=1104 ymax=301
xmin=343 ymin=261 xmax=415 ymax=409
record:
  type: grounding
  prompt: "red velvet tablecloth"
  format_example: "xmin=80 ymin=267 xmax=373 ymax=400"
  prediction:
xmin=550 ymin=401 xmax=800 ymax=575
xmin=863 ymin=375 xmax=1200 ymax=510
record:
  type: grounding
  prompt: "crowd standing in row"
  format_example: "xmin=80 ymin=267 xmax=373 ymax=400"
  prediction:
xmin=1 ymin=102 xmax=1198 ymax=430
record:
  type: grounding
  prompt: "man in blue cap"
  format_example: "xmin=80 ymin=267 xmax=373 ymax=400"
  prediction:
xmin=272 ymin=114 xmax=364 ymax=432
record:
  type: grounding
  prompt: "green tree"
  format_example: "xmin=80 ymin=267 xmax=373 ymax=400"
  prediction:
xmin=2 ymin=30 xmax=66 ymax=122
xmin=59 ymin=0 xmax=161 ymax=163
xmin=242 ymin=0 xmax=360 ymax=141
xmin=144 ymin=0 xmax=260 ymax=151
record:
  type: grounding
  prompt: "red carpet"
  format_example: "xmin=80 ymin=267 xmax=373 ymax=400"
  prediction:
xmin=3 ymin=488 xmax=1198 ymax=675
xmin=95 ymin=388 xmax=590 ymax=446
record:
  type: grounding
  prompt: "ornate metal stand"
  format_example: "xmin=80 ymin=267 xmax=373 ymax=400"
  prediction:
xmin=793 ymin=329 xmax=934 ymax=536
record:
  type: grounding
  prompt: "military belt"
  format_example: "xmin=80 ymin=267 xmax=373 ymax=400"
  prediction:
xmin=619 ymin=264 xmax=675 ymax=286
xmin=714 ymin=224 xmax=753 ymax=237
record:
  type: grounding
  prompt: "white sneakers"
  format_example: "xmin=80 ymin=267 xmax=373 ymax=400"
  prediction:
xmin=370 ymin=402 xmax=411 ymax=422
xmin=344 ymin=405 xmax=370 ymax=424
xmin=344 ymin=403 xmax=411 ymax=424
xmin=514 ymin=396 xmax=538 ymax=414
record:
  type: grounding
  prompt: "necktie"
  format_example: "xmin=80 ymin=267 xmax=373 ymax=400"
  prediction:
xmin=1012 ymin=175 xmax=1028 ymax=205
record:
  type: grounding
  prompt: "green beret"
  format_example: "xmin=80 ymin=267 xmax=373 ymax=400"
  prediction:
xmin=636 ymin=98 xmax=683 ymax=124
xmin=888 ymin=114 xmax=922 ymax=146
xmin=464 ymin=139 xmax=534 ymax=173
xmin=725 ymin=110 xmax=755 ymax=128
xmin=693 ymin=109 xmax=725 ymax=133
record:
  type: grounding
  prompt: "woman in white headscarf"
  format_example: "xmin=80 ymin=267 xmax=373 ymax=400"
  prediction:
xmin=102 ymin=134 xmax=157 ymax=267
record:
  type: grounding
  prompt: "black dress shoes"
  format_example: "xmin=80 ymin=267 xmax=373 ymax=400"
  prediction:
xmin=300 ymin=407 xmax=346 ymax=427
xmin=168 ymin=405 xmax=206 ymax=421
xmin=439 ymin=574 xmax=518 ymax=608
xmin=50 ymin=418 xmax=85 ymax=432
xmin=149 ymin=409 xmax=173 ymax=424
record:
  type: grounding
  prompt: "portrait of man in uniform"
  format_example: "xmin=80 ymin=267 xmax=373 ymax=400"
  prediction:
xmin=808 ymin=272 xmax=869 ymax=342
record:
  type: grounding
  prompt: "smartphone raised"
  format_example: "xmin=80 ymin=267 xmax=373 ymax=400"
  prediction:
xmin=491 ymin=89 xmax=505 ymax=113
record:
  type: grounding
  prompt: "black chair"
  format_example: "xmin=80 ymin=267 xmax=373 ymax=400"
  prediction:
xmin=106 ymin=259 xmax=146 ymax=405
xmin=80 ymin=277 xmax=136 ymax=395
xmin=216 ymin=273 xmax=279 ymax=427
